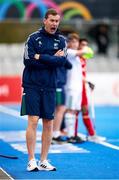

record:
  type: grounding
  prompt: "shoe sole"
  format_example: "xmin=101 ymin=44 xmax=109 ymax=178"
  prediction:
xmin=27 ymin=167 xmax=39 ymax=172
xmin=51 ymin=141 xmax=67 ymax=145
xmin=38 ymin=167 xmax=56 ymax=171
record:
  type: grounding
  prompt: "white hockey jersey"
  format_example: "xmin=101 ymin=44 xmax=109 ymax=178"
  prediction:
xmin=65 ymin=48 xmax=82 ymax=92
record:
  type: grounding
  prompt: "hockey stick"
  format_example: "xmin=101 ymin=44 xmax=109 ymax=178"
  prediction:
xmin=90 ymin=89 xmax=96 ymax=131
xmin=0 ymin=154 xmax=18 ymax=159
xmin=90 ymin=88 xmax=107 ymax=141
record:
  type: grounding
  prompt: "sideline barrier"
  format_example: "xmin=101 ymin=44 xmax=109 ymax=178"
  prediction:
xmin=0 ymin=76 xmax=21 ymax=103
xmin=0 ymin=73 xmax=119 ymax=105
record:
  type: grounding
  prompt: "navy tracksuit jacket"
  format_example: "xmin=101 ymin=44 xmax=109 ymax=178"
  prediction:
xmin=22 ymin=27 xmax=72 ymax=90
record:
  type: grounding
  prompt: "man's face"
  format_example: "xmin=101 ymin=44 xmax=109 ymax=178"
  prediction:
xmin=43 ymin=14 xmax=60 ymax=34
xmin=68 ymin=38 xmax=79 ymax=50
xmin=79 ymin=41 xmax=88 ymax=49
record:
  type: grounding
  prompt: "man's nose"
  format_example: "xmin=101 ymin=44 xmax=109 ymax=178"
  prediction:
xmin=53 ymin=21 xmax=58 ymax=26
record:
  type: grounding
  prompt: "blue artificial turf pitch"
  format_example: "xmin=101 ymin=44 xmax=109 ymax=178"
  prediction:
xmin=0 ymin=105 xmax=119 ymax=179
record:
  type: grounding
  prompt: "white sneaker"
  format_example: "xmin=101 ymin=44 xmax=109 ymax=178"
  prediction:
xmin=87 ymin=135 xmax=106 ymax=143
xmin=96 ymin=135 xmax=106 ymax=141
xmin=27 ymin=159 xmax=38 ymax=171
xmin=38 ymin=160 xmax=56 ymax=171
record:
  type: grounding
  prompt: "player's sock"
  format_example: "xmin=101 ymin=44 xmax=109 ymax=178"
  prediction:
xmin=74 ymin=112 xmax=79 ymax=137
xmin=53 ymin=131 xmax=60 ymax=138
xmin=82 ymin=115 xmax=95 ymax=135
xmin=65 ymin=113 xmax=76 ymax=137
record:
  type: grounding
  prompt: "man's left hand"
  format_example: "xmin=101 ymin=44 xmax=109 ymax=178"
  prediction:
xmin=87 ymin=81 xmax=95 ymax=91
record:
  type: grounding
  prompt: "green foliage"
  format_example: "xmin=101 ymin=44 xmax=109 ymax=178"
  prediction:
xmin=0 ymin=21 xmax=41 ymax=43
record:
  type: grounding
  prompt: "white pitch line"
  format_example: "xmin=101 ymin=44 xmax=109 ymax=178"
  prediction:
xmin=0 ymin=167 xmax=14 ymax=180
xmin=78 ymin=133 xmax=119 ymax=151
xmin=0 ymin=104 xmax=27 ymax=120
xmin=97 ymin=141 xmax=119 ymax=150
xmin=0 ymin=105 xmax=42 ymax=125
xmin=0 ymin=105 xmax=119 ymax=151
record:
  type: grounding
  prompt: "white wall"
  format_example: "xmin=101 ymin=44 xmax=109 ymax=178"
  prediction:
xmin=87 ymin=73 xmax=119 ymax=105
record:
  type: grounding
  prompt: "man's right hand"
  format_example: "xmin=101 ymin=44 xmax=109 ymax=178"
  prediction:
xmin=34 ymin=54 xmax=40 ymax=60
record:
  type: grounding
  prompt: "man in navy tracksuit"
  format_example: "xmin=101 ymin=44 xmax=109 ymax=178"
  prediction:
xmin=21 ymin=9 xmax=71 ymax=171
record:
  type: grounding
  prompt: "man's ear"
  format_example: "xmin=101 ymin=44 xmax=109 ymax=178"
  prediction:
xmin=43 ymin=18 xmax=46 ymax=25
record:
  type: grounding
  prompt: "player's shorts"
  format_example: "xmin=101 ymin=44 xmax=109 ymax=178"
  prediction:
xmin=20 ymin=87 xmax=56 ymax=120
xmin=65 ymin=89 xmax=82 ymax=111
xmin=56 ymin=87 xmax=65 ymax=106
